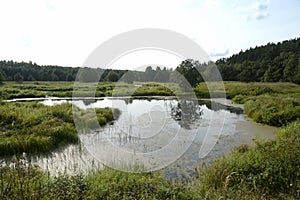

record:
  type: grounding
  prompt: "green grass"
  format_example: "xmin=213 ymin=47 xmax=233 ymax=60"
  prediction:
xmin=1 ymin=122 xmax=300 ymax=199
xmin=194 ymin=81 xmax=300 ymax=100
xmin=244 ymin=95 xmax=300 ymax=126
xmin=193 ymin=121 xmax=300 ymax=199
xmin=0 ymin=102 xmax=119 ymax=156
xmin=0 ymin=158 xmax=191 ymax=200
xmin=0 ymin=81 xmax=180 ymax=99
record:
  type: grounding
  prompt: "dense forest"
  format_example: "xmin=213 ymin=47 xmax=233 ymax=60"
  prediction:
xmin=0 ymin=60 xmax=173 ymax=83
xmin=217 ymin=37 xmax=300 ymax=83
xmin=0 ymin=37 xmax=300 ymax=84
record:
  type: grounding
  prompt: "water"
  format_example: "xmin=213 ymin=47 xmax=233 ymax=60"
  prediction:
xmin=10 ymin=97 xmax=278 ymax=179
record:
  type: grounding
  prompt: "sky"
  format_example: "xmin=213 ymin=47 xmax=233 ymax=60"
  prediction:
xmin=0 ymin=0 xmax=300 ymax=69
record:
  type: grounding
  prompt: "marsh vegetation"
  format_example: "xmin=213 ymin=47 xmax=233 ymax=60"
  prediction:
xmin=1 ymin=80 xmax=300 ymax=199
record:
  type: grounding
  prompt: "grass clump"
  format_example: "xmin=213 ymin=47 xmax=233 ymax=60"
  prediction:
xmin=0 ymin=102 xmax=119 ymax=156
xmin=0 ymin=159 xmax=192 ymax=200
xmin=244 ymin=95 xmax=300 ymax=126
xmin=0 ymin=102 xmax=77 ymax=156
xmin=194 ymin=121 xmax=300 ymax=199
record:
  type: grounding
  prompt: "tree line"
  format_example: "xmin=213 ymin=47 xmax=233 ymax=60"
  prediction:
xmin=217 ymin=37 xmax=300 ymax=83
xmin=0 ymin=60 xmax=175 ymax=83
xmin=1 ymin=37 xmax=300 ymax=85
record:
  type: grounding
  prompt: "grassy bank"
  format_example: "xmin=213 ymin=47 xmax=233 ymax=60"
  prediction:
xmin=194 ymin=81 xmax=300 ymax=99
xmin=0 ymin=102 xmax=118 ymax=156
xmin=195 ymin=82 xmax=300 ymax=126
xmin=195 ymin=121 xmax=300 ymax=199
xmin=0 ymin=158 xmax=191 ymax=199
xmin=0 ymin=81 xmax=179 ymax=100
xmin=1 ymin=121 xmax=300 ymax=199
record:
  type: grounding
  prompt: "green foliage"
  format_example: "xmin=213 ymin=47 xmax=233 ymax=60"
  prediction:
xmin=14 ymin=73 xmax=23 ymax=83
xmin=244 ymin=96 xmax=300 ymax=126
xmin=0 ymin=71 xmax=4 ymax=84
xmin=74 ymin=106 xmax=120 ymax=130
xmin=195 ymin=121 xmax=300 ymax=199
xmin=217 ymin=37 xmax=300 ymax=83
xmin=0 ymin=102 xmax=118 ymax=156
xmin=174 ymin=59 xmax=206 ymax=88
xmin=0 ymin=159 xmax=192 ymax=200
xmin=194 ymin=81 xmax=300 ymax=100
xmin=132 ymin=83 xmax=175 ymax=96
xmin=87 ymin=169 xmax=192 ymax=199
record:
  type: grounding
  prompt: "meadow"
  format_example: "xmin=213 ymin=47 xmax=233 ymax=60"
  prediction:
xmin=1 ymin=81 xmax=300 ymax=199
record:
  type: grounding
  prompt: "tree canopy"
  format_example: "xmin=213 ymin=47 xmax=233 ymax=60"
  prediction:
xmin=1 ymin=37 xmax=299 ymax=84
xmin=216 ymin=37 xmax=300 ymax=83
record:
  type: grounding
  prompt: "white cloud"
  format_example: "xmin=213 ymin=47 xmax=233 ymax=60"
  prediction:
xmin=209 ymin=48 xmax=229 ymax=58
xmin=245 ymin=0 xmax=270 ymax=21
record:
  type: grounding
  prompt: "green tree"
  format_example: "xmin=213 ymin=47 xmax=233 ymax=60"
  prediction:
xmin=175 ymin=59 xmax=201 ymax=87
xmin=0 ymin=71 xmax=4 ymax=84
xmin=14 ymin=72 xmax=23 ymax=83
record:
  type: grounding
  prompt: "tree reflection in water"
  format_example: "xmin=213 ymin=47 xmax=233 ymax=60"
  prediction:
xmin=170 ymin=100 xmax=203 ymax=129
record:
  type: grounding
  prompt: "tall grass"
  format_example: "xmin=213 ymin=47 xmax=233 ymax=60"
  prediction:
xmin=244 ymin=95 xmax=300 ymax=126
xmin=0 ymin=158 xmax=191 ymax=199
xmin=0 ymin=102 xmax=119 ymax=156
xmin=194 ymin=121 xmax=300 ymax=199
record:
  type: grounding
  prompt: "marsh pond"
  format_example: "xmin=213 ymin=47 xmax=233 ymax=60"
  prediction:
xmin=7 ymin=97 xmax=277 ymax=180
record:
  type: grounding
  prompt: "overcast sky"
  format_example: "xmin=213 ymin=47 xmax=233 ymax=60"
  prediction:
xmin=0 ymin=0 xmax=300 ymax=69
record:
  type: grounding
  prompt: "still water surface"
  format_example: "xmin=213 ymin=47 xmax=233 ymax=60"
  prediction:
xmin=29 ymin=97 xmax=277 ymax=179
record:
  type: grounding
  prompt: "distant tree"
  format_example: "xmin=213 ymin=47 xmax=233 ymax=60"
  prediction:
xmin=77 ymin=68 xmax=99 ymax=82
xmin=106 ymin=71 xmax=120 ymax=82
xmin=28 ymin=74 xmax=35 ymax=81
xmin=14 ymin=72 xmax=23 ymax=83
xmin=144 ymin=66 xmax=156 ymax=82
xmin=153 ymin=70 xmax=169 ymax=82
xmin=121 ymin=71 xmax=135 ymax=84
xmin=175 ymin=59 xmax=201 ymax=87
xmin=0 ymin=71 xmax=4 ymax=84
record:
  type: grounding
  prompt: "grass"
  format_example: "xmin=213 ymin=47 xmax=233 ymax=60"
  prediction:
xmin=2 ymin=81 xmax=300 ymax=199
xmin=0 ymin=81 xmax=180 ymax=100
xmin=1 ymin=121 xmax=300 ymax=199
xmin=194 ymin=81 xmax=300 ymax=100
xmin=0 ymin=157 xmax=192 ymax=200
xmin=195 ymin=82 xmax=300 ymax=126
xmin=0 ymin=102 xmax=119 ymax=156
xmin=244 ymin=95 xmax=300 ymax=126
xmin=194 ymin=121 xmax=300 ymax=199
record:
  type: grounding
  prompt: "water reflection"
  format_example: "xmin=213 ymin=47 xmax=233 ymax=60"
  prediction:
xmin=29 ymin=97 xmax=276 ymax=178
xmin=170 ymin=100 xmax=203 ymax=129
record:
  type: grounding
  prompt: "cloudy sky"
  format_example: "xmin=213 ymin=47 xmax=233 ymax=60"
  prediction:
xmin=0 ymin=0 xmax=300 ymax=69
